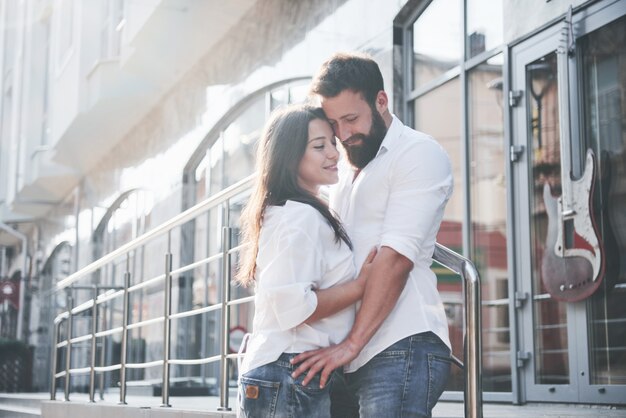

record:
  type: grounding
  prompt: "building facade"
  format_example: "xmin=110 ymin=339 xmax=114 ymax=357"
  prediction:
xmin=0 ymin=0 xmax=624 ymax=406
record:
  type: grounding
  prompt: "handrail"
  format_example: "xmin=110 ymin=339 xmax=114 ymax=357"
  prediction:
xmin=49 ymin=174 xmax=482 ymax=418
xmin=56 ymin=175 xmax=255 ymax=290
xmin=433 ymin=244 xmax=483 ymax=418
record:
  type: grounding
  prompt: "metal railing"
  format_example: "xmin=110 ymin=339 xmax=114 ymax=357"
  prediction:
xmin=50 ymin=174 xmax=483 ymax=418
xmin=433 ymin=244 xmax=483 ymax=418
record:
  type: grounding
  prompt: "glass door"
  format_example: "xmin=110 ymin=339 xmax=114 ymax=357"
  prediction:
xmin=510 ymin=0 xmax=626 ymax=404
xmin=577 ymin=11 xmax=626 ymax=404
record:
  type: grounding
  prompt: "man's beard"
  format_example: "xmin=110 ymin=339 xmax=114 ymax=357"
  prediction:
xmin=341 ymin=109 xmax=388 ymax=169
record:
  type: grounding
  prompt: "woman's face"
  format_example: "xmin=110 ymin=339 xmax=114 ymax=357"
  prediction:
xmin=297 ymin=118 xmax=339 ymax=194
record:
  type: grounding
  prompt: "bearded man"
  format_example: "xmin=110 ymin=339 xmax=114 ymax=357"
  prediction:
xmin=292 ymin=52 xmax=454 ymax=418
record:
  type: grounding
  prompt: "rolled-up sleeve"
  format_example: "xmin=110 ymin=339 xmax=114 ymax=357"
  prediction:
xmin=379 ymin=140 xmax=453 ymax=264
xmin=257 ymin=215 xmax=324 ymax=330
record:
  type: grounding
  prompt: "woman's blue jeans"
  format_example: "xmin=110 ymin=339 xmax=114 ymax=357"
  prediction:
xmin=238 ymin=353 xmax=336 ymax=418
xmin=330 ymin=332 xmax=452 ymax=418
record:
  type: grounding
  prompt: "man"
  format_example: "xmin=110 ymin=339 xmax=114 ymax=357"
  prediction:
xmin=291 ymin=52 xmax=454 ymax=418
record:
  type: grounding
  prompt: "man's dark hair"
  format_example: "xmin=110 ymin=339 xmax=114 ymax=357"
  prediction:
xmin=310 ymin=52 xmax=384 ymax=105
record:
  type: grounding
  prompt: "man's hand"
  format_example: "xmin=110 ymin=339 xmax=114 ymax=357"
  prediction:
xmin=290 ymin=338 xmax=361 ymax=388
xmin=292 ymin=247 xmax=413 ymax=388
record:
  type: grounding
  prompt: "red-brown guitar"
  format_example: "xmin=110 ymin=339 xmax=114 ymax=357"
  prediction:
xmin=540 ymin=9 xmax=605 ymax=302
xmin=542 ymin=150 xmax=604 ymax=302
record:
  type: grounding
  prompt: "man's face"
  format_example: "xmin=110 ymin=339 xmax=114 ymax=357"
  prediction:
xmin=321 ymin=90 xmax=388 ymax=169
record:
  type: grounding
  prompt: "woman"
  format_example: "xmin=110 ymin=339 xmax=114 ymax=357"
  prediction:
xmin=236 ymin=104 xmax=374 ymax=418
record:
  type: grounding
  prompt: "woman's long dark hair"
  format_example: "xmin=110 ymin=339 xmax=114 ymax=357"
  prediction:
xmin=236 ymin=104 xmax=352 ymax=286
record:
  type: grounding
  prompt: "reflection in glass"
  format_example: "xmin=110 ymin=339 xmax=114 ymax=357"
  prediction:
xmin=223 ymin=98 xmax=264 ymax=188
xmin=194 ymin=80 xmax=310 ymax=202
xmin=412 ymin=0 xmax=461 ymax=90
xmin=581 ymin=16 xmax=626 ymax=386
xmin=468 ymin=54 xmax=510 ymax=391
xmin=526 ymin=52 xmax=570 ymax=384
xmin=466 ymin=0 xmax=503 ymax=58
xmin=413 ymin=77 xmax=464 ymax=390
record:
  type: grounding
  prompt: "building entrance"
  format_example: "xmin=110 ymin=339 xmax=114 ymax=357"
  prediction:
xmin=510 ymin=0 xmax=626 ymax=404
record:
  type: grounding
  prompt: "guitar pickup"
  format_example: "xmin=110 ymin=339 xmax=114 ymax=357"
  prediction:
xmin=561 ymin=209 xmax=576 ymax=218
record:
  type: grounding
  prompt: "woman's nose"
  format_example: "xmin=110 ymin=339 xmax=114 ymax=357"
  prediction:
xmin=327 ymin=144 xmax=339 ymax=160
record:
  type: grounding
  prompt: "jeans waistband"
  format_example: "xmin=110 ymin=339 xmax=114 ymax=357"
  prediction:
xmin=274 ymin=353 xmax=299 ymax=370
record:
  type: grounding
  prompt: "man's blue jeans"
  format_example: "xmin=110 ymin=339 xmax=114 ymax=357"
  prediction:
xmin=331 ymin=332 xmax=452 ymax=418
xmin=239 ymin=353 xmax=336 ymax=418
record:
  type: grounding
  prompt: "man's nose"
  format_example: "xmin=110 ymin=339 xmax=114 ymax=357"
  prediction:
xmin=335 ymin=122 xmax=351 ymax=141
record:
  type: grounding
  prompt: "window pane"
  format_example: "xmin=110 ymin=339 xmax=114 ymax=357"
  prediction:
xmin=413 ymin=77 xmax=463 ymax=390
xmin=195 ymin=80 xmax=310 ymax=200
xmin=3 ymin=0 xmax=17 ymax=74
xmin=581 ymin=15 xmax=626 ymax=386
xmin=467 ymin=0 xmax=503 ymax=58
xmin=525 ymin=52 xmax=570 ymax=385
xmin=57 ymin=0 xmax=74 ymax=65
xmin=468 ymin=54 xmax=510 ymax=391
xmin=222 ymin=95 xmax=265 ymax=188
xmin=412 ymin=0 xmax=461 ymax=91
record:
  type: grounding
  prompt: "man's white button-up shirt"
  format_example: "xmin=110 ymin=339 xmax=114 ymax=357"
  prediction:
xmin=330 ymin=115 xmax=453 ymax=373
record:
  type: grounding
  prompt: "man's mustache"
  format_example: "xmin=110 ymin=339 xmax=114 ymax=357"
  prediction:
xmin=341 ymin=134 xmax=366 ymax=147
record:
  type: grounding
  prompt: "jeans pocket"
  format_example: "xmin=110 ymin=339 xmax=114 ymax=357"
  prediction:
xmin=293 ymin=372 xmax=333 ymax=418
xmin=294 ymin=370 xmax=334 ymax=393
xmin=239 ymin=376 xmax=281 ymax=418
xmin=426 ymin=353 xmax=452 ymax=411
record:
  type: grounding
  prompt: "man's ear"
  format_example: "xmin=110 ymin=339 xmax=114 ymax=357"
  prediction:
xmin=375 ymin=91 xmax=389 ymax=115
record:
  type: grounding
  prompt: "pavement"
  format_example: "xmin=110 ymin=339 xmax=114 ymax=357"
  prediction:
xmin=4 ymin=392 xmax=626 ymax=417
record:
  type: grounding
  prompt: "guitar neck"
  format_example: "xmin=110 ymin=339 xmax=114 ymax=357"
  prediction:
xmin=556 ymin=8 xmax=575 ymax=214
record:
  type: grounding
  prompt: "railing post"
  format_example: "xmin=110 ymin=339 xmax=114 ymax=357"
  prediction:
xmin=89 ymin=285 xmax=99 ymax=403
xmin=463 ymin=261 xmax=483 ymax=418
xmin=161 ymin=245 xmax=173 ymax=407
xmin=119 ymin=256 xmax=131 ymax=405
xmin=64 ymin=289 xmax=74 ymax=401
xmin=218 ymin=225 xmax=232 ymax=411
xmin=50 ymin=320 xmax=60 ymax=400
xmin=98 ymin=301 xmax=106 ymax=400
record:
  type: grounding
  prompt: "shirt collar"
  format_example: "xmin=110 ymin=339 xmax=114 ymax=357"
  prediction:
xmin=338 ymin=114 xmax=403 ymax=175
xmin=376 ymin=114 xmax=403 ymax=158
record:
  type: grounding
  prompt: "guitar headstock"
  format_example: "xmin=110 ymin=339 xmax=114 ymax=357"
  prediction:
xmin=557 ymin=6 xmax=576 ymax=57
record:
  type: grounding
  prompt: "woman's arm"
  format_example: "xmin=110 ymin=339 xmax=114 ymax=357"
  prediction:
xmin=304 ymin=248 xmax=376 ymax=324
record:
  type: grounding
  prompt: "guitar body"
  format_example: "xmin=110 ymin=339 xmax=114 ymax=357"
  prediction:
xmin=541 ymin=149 xmax=605 ymax=302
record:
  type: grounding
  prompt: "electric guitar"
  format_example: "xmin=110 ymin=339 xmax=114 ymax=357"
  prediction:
xmin=540 ymin=8 xmax=605 ymax=302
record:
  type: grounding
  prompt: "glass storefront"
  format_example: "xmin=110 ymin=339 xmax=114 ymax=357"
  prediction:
xmin=511 ymin=0 xmax=626 ymax=403
xmin=406 ymin=0 xmax=625 ymax=403
xmin=406 ymin=0 xmax=511 ymax=395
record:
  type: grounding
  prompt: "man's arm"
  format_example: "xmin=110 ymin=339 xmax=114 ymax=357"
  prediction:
xmin=291 ymin=246 xmax=413 ymax=387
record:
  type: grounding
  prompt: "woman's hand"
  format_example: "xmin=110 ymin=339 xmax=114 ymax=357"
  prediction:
xmin=303 ymin=247 xmax=378 ymax=325
xmin=355 ymin=247 xmax=378 ymax=291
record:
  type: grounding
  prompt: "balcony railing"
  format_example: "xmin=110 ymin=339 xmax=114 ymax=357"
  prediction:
xmin=50 ymin=174 xmax=483 ymax=418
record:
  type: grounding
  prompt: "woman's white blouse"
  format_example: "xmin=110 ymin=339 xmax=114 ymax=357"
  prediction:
xmin=239 ymin=200 xmax=356 ymax=375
